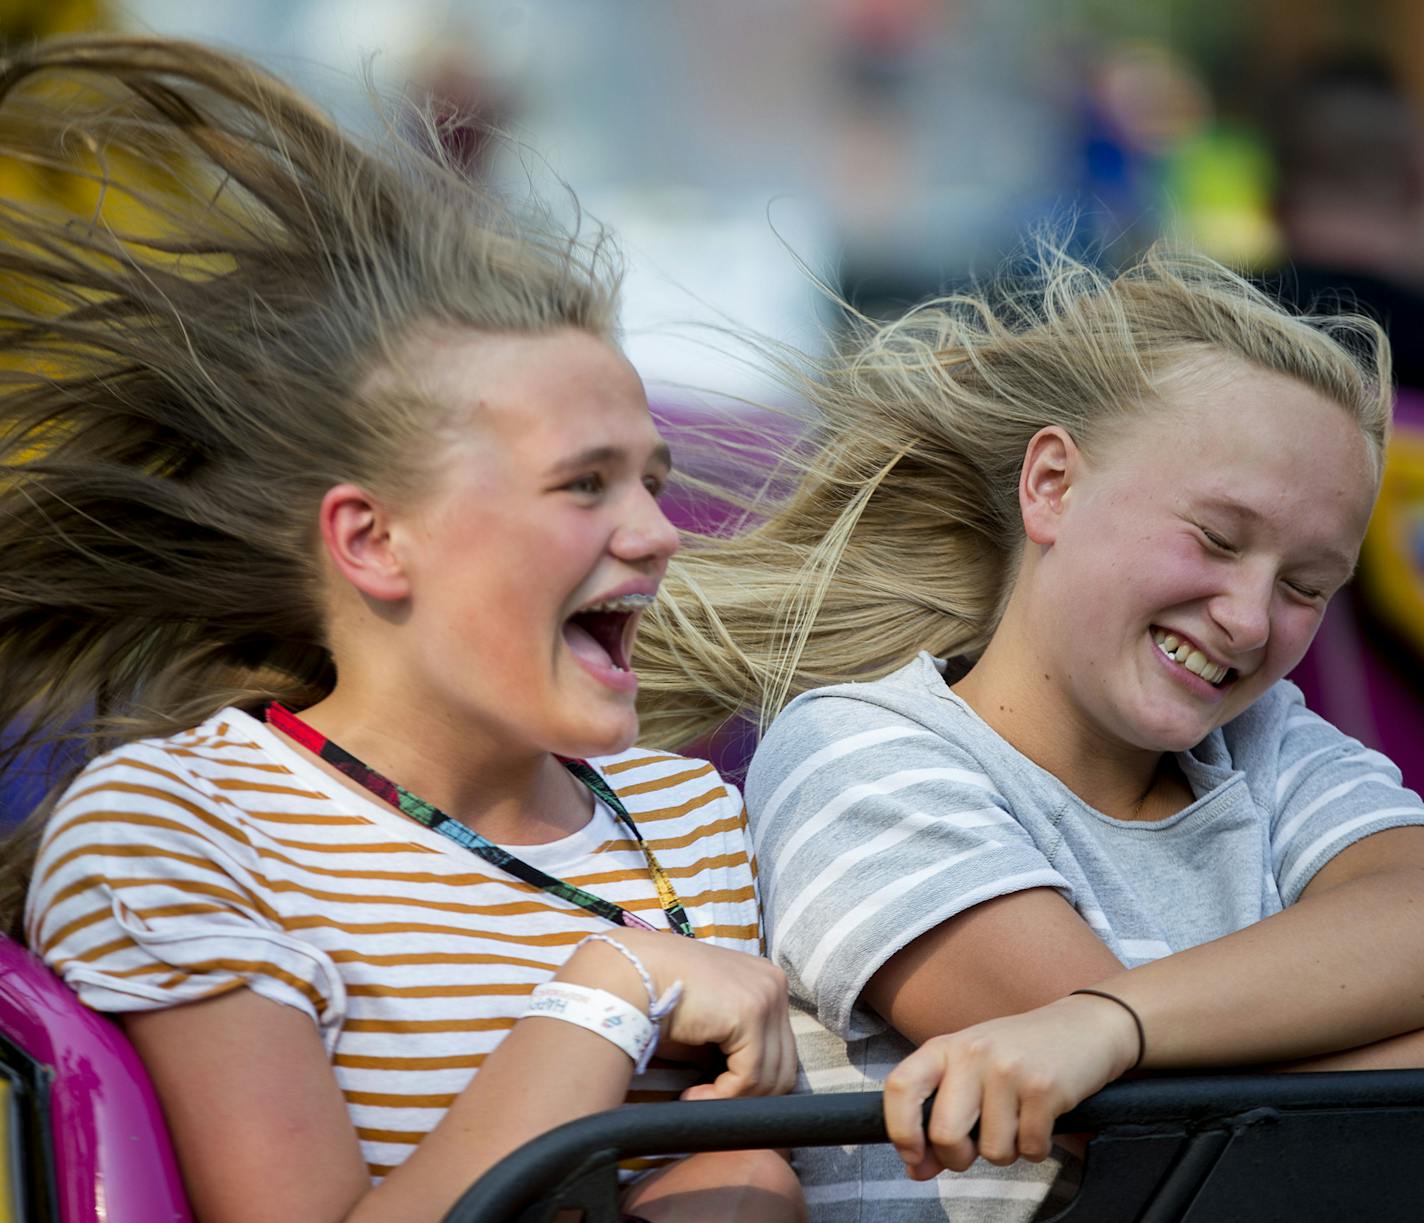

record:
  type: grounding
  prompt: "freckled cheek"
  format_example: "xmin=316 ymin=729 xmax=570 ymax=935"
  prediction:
xmin=1134 ymin=550 xmax=1218 ymax=609
xmin=432 ymin=576 xmax=540 ymax=663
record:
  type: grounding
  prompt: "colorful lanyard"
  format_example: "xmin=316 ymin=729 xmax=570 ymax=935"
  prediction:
xmin=264 ymin=703 xmax=695 ymax=939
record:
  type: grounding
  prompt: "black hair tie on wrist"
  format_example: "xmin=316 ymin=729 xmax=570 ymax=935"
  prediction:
xmin=1070 ymin=988 xmax=1146 ymax=1070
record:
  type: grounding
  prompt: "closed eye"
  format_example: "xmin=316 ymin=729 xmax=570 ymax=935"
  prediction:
xmin=1284 ymin=579 xmax=1325 ymax=601
xmin=1199 ymin=526 xmax=1237 ymax=554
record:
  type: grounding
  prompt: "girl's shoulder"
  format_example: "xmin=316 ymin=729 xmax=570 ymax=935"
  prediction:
xmin=1215 ymin=679 xmax=1351 ymax=773
xmin=38 ymin=706 xmax=294 ymax=871
xmin=751 ymin=653 xmax=976 ymax=772
xmin=585 ymin=747 xmax=760 ymax=944
xmin=768 ymin=651 xmax=952 ymax=727
xmin=25 ymin=709 xmax=286 ymax=948
xmin=586 ymin=745 xmax=744 ymax=818
xmin=64 ymin=706 xmax=279 ymax=793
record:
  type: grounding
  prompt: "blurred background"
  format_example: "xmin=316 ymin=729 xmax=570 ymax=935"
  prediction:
xmin=4 ymin=0 xmax=1424 ymax=811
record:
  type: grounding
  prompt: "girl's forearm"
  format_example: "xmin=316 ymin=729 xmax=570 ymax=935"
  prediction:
xmin=881 ymin=864 xmax=1424 ymax=1180
xmin=346 ymin=940 xmax=645 ymax=1222
xmin=351 ymin=1025 xmax=635 ymax=1222
xmin=1274 ymin=1025 xmax=1424 ymax=1072
xmin=1100 ymin=867 xmax=1424 ymax=1068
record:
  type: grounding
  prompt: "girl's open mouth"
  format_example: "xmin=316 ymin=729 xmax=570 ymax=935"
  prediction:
xmin=1151 ymin=627 xmax=1235 ymax=688
xmin=562 ymin=593 xmax=654 ymax=689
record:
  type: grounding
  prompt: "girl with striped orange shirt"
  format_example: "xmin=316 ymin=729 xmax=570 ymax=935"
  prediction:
xmin=0 ymin=35 xmax=803 ymax=1223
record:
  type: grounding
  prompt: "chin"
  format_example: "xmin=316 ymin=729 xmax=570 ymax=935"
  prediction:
xmin=1155 ymin=730 xmax=1212 ymax=754
xmin=556 ymin=710 xmax=640 ymax=761
xmin=1142 ymin=717 xmax=1220 ymax=753
xmin=1123 ymin=704 xmax=1218 ymax=754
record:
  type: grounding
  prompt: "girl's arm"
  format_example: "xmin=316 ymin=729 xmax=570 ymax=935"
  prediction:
xmin=1115 ymin=825 xmax=1424 ymax=1066
xmin=862 ymin=885 xmax=1124 ymax=1042
xmin=126 ymin=932 xmax=797 ymax=1223
xmin=881 ymin=825 xmax=1424 ymax=1176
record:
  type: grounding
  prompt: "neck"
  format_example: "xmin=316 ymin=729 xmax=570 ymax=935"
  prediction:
xmin=276 ymin=684 xmax=590 ymax=845
xmin=953 ymin=632 xmax=1173 ymax=823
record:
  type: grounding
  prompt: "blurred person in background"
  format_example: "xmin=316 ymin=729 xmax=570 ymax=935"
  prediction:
xmin=1267 ymin=55 xmax=1424 ymax=794
xmin=1269 ymin=56 xmax=1424 ymax=386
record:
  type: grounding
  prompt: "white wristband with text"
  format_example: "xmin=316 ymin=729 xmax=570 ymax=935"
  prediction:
xmin=524 ymin=981 xmax=658 ymax=1071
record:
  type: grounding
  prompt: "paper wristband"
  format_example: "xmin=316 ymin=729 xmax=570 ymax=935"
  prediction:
xmin=525 ymin=982 xmax=658 ymax=1071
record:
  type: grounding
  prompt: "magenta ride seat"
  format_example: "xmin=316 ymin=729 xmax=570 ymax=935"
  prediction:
xmin=0 ymin=933 xmax=191 ymax=1219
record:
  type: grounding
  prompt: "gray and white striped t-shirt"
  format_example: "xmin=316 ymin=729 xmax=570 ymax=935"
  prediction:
xmin=746 ymin=652 xmax=1424 ymax=1221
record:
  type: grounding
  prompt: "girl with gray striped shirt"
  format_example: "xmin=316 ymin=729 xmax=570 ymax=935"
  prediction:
xmin=638 ymin=244 xmax=1424 ymax=1219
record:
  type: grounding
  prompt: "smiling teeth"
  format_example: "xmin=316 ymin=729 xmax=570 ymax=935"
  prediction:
xmin=1152 ymin=630 xmax=1229 ymax=685
xmin=580 ymin=594 xmax=656 ymax=614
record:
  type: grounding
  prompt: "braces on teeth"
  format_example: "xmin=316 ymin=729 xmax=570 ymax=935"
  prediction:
xmin=1152 ymin=629 xmax=1230 ymax=685
xmin=579 ymin=593 xmax=656 ymax=614
xmin=569 ymin=594 xmax=656 ymax=673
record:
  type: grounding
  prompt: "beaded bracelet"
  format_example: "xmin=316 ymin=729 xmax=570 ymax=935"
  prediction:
xmin=575 ymin=932 xmax=684 ymax=1025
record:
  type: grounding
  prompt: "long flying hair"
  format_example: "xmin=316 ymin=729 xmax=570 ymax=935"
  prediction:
xmin=0 ymin=35 xmax=620 ymax=936
xmin=633 ymin=244 xmax=1391 ymax=750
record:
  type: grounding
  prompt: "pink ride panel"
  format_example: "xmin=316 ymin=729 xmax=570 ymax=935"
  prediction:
xmin=0 ymin=936 xmax=190 ymax=1222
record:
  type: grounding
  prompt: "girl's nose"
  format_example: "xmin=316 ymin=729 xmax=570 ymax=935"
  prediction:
xmin=613 ymin=487 xmax=680 ymax=565
xmin=1210 ymin=572 xmax=1273 ymax=654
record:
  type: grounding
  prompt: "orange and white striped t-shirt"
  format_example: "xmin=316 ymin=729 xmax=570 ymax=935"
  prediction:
xmin=25 ymin=708 xmax=761 ymax=1178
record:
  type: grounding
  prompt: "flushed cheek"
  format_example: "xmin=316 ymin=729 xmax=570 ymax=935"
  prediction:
xmin=1263 ymin=609 xmax=1326 ymax=680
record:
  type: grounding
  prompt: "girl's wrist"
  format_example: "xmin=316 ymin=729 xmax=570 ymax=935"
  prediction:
xmin=556 ymin=937 xmax=653 ymax=1014
xmin=1058 ymin=991 xmax=1144 ymax=1077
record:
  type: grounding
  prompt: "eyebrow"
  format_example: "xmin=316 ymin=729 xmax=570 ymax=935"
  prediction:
xmin=1198 ymin=494 xmax=1262 ymax=523
xmin=546 ymin=442 xmax=673 ymax=478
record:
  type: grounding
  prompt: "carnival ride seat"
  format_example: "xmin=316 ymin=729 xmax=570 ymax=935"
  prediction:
xmin=0 ymin=933 xmax=191 ymax=1223
xmin=7 ymin=922 xmax=1424 ymax=1223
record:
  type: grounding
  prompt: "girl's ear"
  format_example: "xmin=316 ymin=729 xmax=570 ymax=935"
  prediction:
xmin=1019 ymin=426 xmax=1079 ymax=546
xmin=318 ymin=483 xmax=411 ymax=602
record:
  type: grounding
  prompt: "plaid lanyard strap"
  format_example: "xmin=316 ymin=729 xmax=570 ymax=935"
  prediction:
xmin=265 ymin=703 xmax=695 ymax=939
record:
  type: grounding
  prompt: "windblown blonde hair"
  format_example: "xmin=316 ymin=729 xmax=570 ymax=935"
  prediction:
xmin=0 ymin=35 xmax=619 ymax=936
xmin=634 ymin=244 xmax=1391 ymax=750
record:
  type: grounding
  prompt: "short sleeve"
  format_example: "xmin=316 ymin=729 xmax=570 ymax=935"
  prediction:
xmin=1262 ymin=687 xmax=1424 ymax=904
xmin=746 ymin=693 xmax=1068 ymax=1040
xmin=723 ymin=778 xmax=767 ymax=956
xmin=25 ymin=749 xmax=347 ymax=1050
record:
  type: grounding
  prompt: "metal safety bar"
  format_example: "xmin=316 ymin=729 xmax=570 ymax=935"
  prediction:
xmin=445 ymin=1068 xmax=1424 ymax=1223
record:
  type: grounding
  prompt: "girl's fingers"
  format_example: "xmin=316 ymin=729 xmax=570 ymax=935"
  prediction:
xmin=715 ymin=1030 xmax=761 ymax=1097
xmin=775 ymin=1014 xmax=799 ymax=1094
xmin=883 ymin=996 xmax=1133 ymax=1184
xmin=973 ymin=1070 xmax=1021 ymax=1166
xmin=1016 ymin=1090 xmax=1059 ymax=1163
xmin=743 ymin=980 xmax=794 ymax=1096
xmin=755 ymin=1013 xmax=780 ymax=1095
xmin=924 ymin=1056 xmax=982 ymax=1174
xmin=758 ymin=1008 xmax=797 ymax=1096
xmin=882 ymin=1045 xmax=943 ymax=1167
xmin=723 ymin=998 xmax=783 ymax=1097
